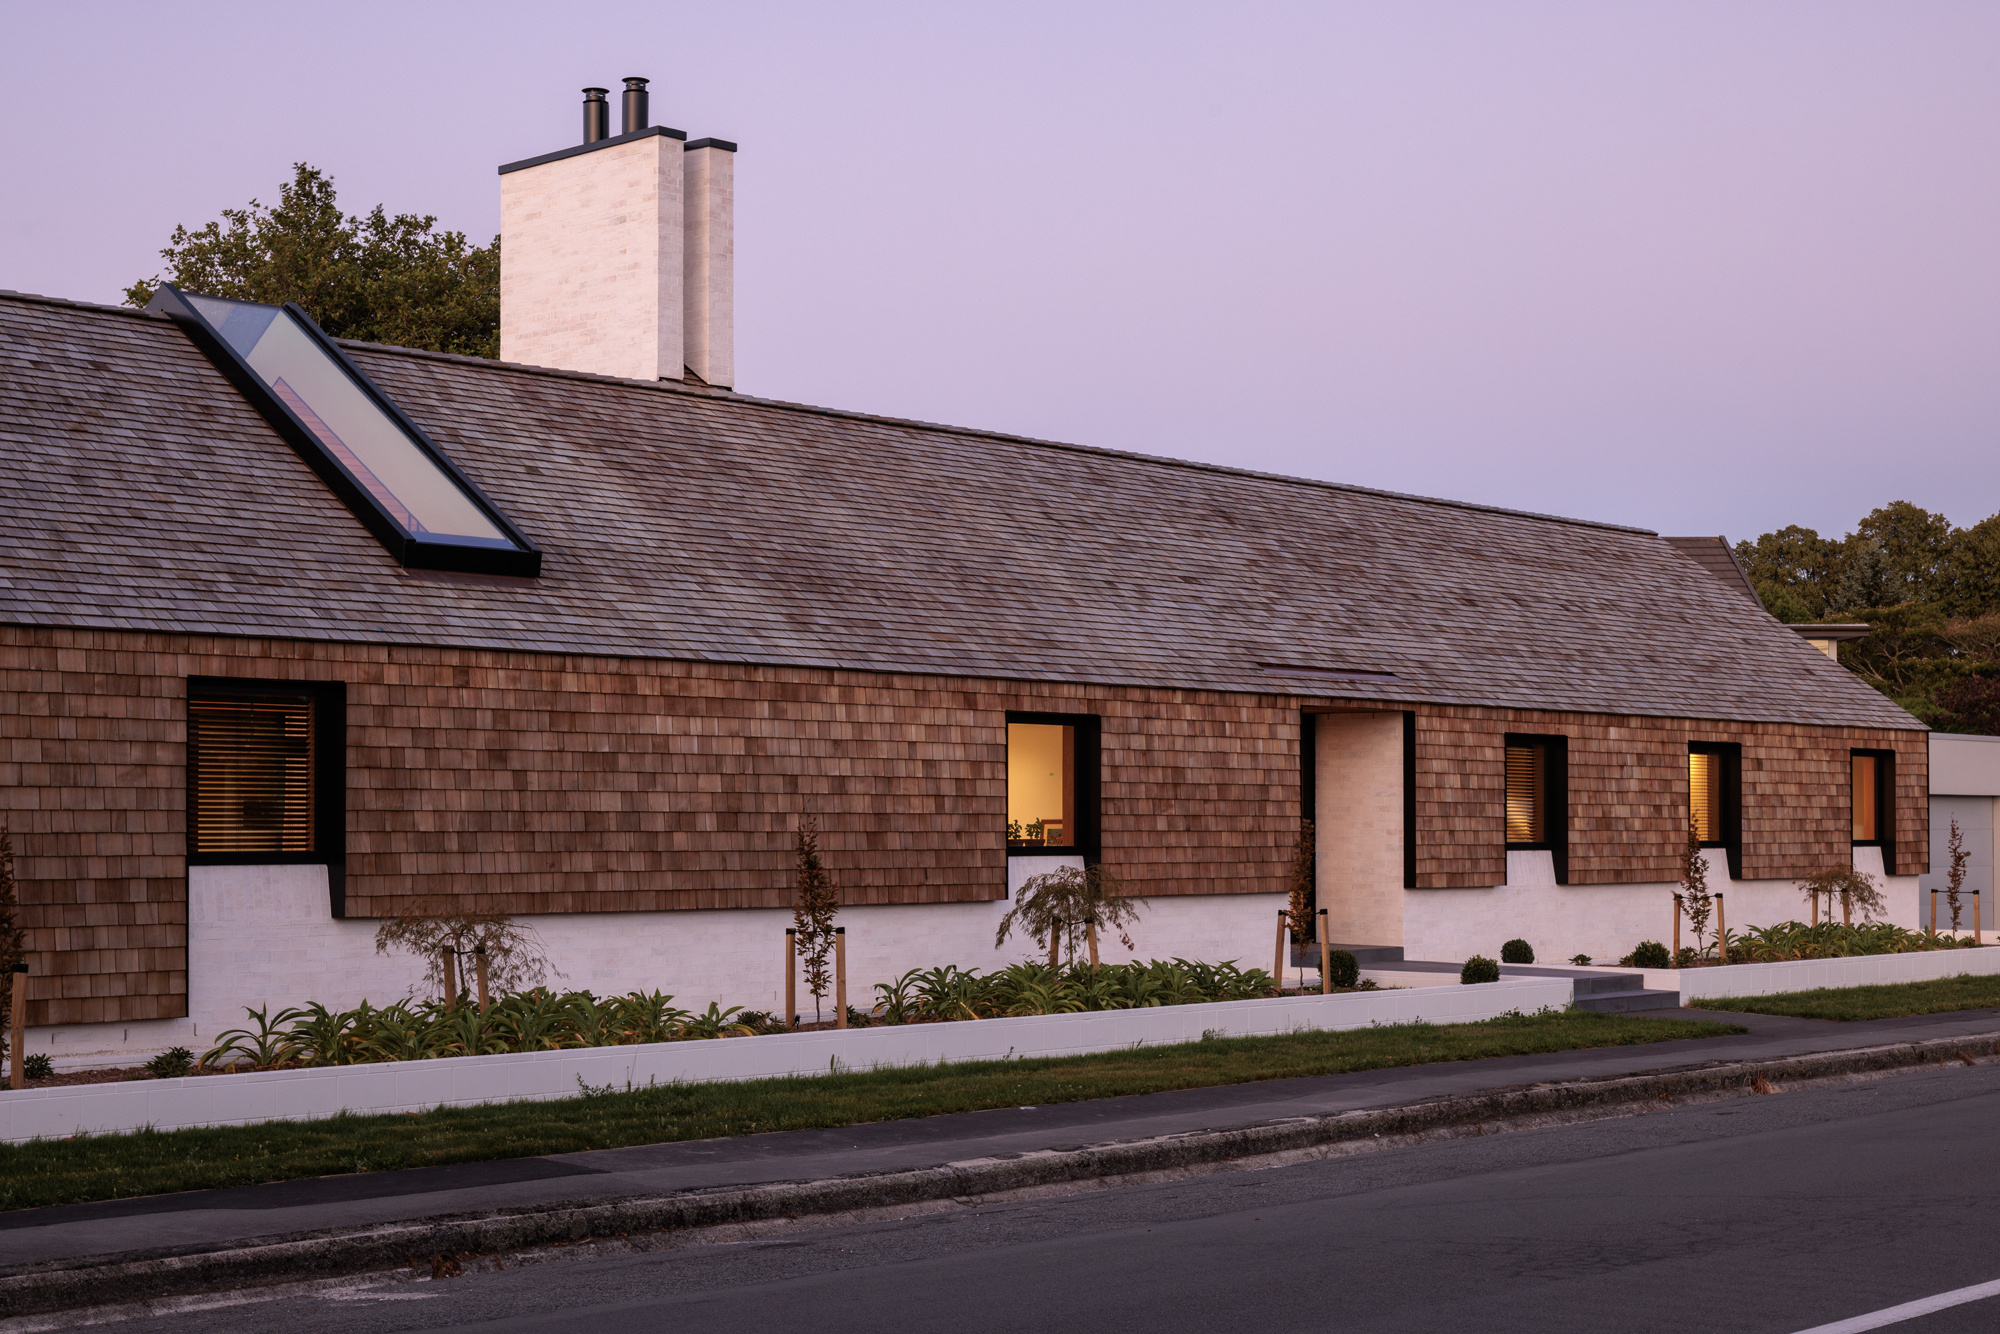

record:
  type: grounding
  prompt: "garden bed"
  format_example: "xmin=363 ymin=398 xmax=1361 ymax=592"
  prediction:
xmin=0 ymin=1007 xmax=1740 ymax=1212
xmin=1 ymin=977 xmax=1576 ymax=1144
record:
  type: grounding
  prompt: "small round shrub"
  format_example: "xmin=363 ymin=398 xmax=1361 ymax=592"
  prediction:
xmin=1326 ymin=949 xmax=1359 ymax=989
xmin=22 ymin=1052 xmax=53 ymax=1080
xmin=145 ymin=1046 xmax=194 ymax=1079
xmin=1500 ymin=938 xmax=1535 ymax=964
xmin=1626 ymin=941 xmax=1671 ymax=969
xmin=1460 ymin=955 xmax=1501 ymax=984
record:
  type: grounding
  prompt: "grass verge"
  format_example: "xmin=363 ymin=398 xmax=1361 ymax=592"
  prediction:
xmin=0 ymin=1010 xmax=1739 ymax=1213
xmin=1691 ymin=972 xmax=2000 ymax=1022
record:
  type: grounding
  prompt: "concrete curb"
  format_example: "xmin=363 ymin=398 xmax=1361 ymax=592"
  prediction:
xmin=4 ymin=1029 xmax=1997 ymax=1318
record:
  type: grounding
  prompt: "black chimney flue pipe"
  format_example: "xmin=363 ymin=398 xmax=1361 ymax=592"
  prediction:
xmin=582 ymin=87 xmax=610 ymax=144
xmin=621 ymin=77 xmax=650 ymax=135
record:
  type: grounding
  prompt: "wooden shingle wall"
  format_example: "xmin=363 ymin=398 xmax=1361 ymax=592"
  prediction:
xmin=1410 ymin=708 xmax=1928 ymax=888
xmin=0 ymin=625 xmax=1924 ymax=1025
xmin=0 ymin=637 xmax=186 ymax=1025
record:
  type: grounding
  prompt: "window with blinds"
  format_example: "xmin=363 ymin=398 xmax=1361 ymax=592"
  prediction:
xmin=1852 ymin=754 xmax=1880 ymax=842
xmin=1505 ymin=744 xmax=1545 ymax=844
xmin=1689 ymin=750 xmax=1722 ymax=843
xmin=189 ymin=693 xmax=317 ymax=854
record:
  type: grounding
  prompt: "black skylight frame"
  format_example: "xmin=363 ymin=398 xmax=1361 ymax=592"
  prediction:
xmin=149 ymin=284 xmax=542 ymax=576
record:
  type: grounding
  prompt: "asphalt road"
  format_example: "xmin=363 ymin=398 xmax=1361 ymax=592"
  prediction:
xmin=61 ymin=1059 xmax=2000 ymax=1334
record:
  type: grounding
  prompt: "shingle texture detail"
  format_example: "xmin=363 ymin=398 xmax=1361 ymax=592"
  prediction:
xmin=0 ymin=293 xmax=1916 ymax=731
xmin=1665 ymin=535 xmax=1762 ymax=604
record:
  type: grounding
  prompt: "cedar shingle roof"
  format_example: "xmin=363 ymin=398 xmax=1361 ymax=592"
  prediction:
xmin=0 ymin=291 xmax=1919 ymax=730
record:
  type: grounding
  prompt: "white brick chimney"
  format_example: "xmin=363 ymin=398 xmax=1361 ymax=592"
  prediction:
xmin=499 ymin=80 xmax=735 ymax=387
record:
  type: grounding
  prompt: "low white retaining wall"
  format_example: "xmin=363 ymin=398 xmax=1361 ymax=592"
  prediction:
xmin=0 ymin=978 xmax=1571 ymax=1145
xmin=1671 ymin=945 xmax=2000 ymax=1002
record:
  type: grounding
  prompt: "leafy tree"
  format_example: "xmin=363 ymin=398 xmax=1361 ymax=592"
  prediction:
xmin=125 ymin=163 xmax=500 ymax=359
xmin=1932 ymin=673 xmax=2000 ymax=735
xmin=1853 ymin=501 xmax=1955 ymax=605
xmin=1735 ymin=525 xmax=1841 ymax=619
xmin=1936 ymin=515 xmax=2000 ymax=619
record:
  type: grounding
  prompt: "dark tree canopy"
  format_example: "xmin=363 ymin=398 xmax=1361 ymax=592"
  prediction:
xmin=125 ymin=164 xmax=499 ymax=359
xmin=1735 ymin=501 xmax=2000 ymax=733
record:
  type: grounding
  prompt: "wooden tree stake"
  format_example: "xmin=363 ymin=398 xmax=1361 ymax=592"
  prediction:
xmin=835 ymin=928 xmax=848 ymax=1029
xmin=1086 ymin=916 xmax=1100 ymax=971
xmin=1673 ymin=893 xmax=1682 ymax=958
xmin=443 ymin=950 xmax=458 ymax=1006
xmin=1049 ymin=918 xmax=1062 ymax=969
xmin=1976 ymin=890 xmax=1983 ymax=947
xmin=474 ymin=946 xmax=490 ymax=1012
xmin=1318 ymin=909 xmax=1332 ymax=995
xmin=1274 ymin=910 xmax=1287 ymax=990
xmin=1714 ymin=892 xmax=1726 ymax=964
xmin=8 ymin=964 xmax=24 ymax=1091
xmin=785 ymin=928 xmax=797 ymax=1030
xmin=1931 ymin=889 xmax=1938 ymax=934
xmin=1842 ymin=890 xmax=1851 ymax=927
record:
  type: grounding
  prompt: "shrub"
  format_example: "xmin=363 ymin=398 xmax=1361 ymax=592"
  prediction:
xmin=1568 ymin=954 xmax=1592 ymax=966
xmin=1626 ymin=941 xmax=1672 ymax=969
xmin=22 ymin=1052 xmax=52 ymax=1080
xmin=1673 ymin=946 xmax=1700 ymax=968
xmin=1326 ymin=949 xmax=1359 ymax=989
xmin=1461 ymin=956 xmax=1500 ymax=984
xmin=998 ymin=864 xmax=1145 ymax=966
xmin=1500 ymin=939 xmax=1534 ymax=964
xmin=375 ymin=903 xmax=556 ymax=1003
xmin=145 ymin=1046 xmax=194 ymax=1079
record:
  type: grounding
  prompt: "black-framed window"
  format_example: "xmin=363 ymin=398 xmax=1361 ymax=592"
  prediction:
xmin=1503 ymin=733 xmax=1568 ymax=883
xmin=1006 ymin=712 xmax=1100 ymax=858
xmin=1688 ymin=741 xmax=1743 ymax=879
xmin=188 ymin=677 xmax=346 ymax=909
xmin=1851 ymin=749 xmax=1893 ymax=853
xmin=148 ymin=285 xmax=541 ymax=577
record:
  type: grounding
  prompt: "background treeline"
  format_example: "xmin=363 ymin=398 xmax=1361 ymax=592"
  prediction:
xmin=125 ymin=164 xmax=499 ymax=359
xmin=1736 ymin=501 xmax=2000 ymax=733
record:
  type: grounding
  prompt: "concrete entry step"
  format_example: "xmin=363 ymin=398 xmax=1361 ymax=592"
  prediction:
xmin=1570 ymin=988 xmax=1684 ymax=1013
xmin=1331 ymin=945 xmax=1404 ymax=966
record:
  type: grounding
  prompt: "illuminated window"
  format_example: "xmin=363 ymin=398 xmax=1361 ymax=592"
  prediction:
xmin=1005 ymin=713 xmax=1099 ymax=857
xmin=1852 ymin=752 xmax=1888 ymax=844
xmin=1505 ymin=744 xmax=1546 ymax=844
xmin=1688 ymin=742 xmax=1743 ymax=876
xmin=1689 ymin=750 xmax=1722 ymax=844
xmin=1502 ymin=733 xmax=1567 ymax=881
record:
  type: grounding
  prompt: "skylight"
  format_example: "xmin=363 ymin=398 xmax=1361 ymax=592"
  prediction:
xmin=149 ymin=285 xmax=540 ymax=576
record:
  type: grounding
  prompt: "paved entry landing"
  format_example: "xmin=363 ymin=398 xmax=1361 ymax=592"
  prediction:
xmin=1318 ymin=950 xmax=1684 ymax=1013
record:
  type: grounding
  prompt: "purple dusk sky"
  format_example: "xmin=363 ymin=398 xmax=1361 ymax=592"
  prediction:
xmin=5 ymin=2 xmax=1996 ymax=544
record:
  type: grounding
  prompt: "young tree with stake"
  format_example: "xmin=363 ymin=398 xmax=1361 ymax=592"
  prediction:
xmin=792 ymin=815 xmax=840 ymax=1024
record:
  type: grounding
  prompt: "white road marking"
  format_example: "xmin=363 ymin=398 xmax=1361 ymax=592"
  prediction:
xmin=1790 ymin=1276 xmax=2000 ymax=1333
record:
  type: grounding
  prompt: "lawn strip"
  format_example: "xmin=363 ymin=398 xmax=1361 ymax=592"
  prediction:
xmin=0 ymin=1011 xmax=1738 ymax=1213
xmin=1690 ymin=972 xmax=2000 ymax=1022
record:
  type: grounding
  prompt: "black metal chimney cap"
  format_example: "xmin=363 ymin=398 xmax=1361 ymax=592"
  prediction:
xmin=582 ymin=87 xmax=610 ymax=144
xmin=621 ymin=76 xmax=650 ymax=136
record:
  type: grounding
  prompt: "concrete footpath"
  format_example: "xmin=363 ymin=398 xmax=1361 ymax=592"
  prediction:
xmin=5 ymin=1006 xmax=2000 ymax=1313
